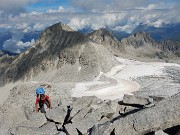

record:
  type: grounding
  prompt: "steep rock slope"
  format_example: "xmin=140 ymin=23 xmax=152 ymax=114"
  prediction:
xmin=0 ymin=23 xmax=118 ymax=86
xmin=0 ymin=54 xmax=15 ymax=82
xmin=121 ymin=32 xmax=158 ymax=48
xmin=88 ymin=28 xmax=125 ymax=55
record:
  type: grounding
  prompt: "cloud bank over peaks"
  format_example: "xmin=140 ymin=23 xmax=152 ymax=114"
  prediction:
xmin=47 ymin=6 xmax=65 ymax=13
xmin=3 ymin=31 xmax=35 ymax=54
xmin=0 ymin=0 xmax=179 ymax=34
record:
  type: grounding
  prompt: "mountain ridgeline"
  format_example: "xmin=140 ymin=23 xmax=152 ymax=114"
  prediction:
xmin=0 ymin=22 xmax=179 ymax=86
xmin=0 ymin=23 xmax=118 ymax=86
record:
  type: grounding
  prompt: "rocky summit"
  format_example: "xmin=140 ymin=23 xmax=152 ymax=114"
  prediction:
xmin=0 ymin=22 xmax=180 ymax=135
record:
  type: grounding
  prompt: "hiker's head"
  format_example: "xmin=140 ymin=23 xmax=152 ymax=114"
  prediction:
xmin=36 ymin=88 xmax=45 ymax=95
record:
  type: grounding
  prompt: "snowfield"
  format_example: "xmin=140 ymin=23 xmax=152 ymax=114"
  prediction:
xmin=0 ymin=57 xmax=180 ymax=105
xmin=72 ymin=57 xmax=180 ymax=100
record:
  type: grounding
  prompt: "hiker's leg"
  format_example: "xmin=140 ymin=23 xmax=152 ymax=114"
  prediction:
xmin=39 ymin=102 xmax=46 ymax=113
xmin=40 ymin=108 xmax=46 ymax=113
xmin=44 ymin=100 xmax=50 ymax=109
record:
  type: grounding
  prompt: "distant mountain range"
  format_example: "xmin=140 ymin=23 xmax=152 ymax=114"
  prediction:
xmin=78 ymin=23 xmax=180 ymax=41
xmin=132 ymin=23 xmax=180 ymax=42
xmin=0 ymin=23 xmax=179 ymax=54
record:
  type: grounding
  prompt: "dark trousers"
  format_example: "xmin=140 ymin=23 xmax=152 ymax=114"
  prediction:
xmin=39 ymin=100 xmax=50 ymax=113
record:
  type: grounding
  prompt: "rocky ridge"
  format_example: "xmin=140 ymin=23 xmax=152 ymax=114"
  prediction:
xmin=0 ymin=23 xmax=118 ymax=86
xmin=120 ymin=32 xmax=180 ymax=58
xmin=118 ymin=33 xmax=179 ymax=65
xmin=89 ymin=30 xmax=180 ymax=62
xmin=121 ymin=32 xmax=158 ymax=48
xmin=8 ymin=93 xmax=180 ymax=135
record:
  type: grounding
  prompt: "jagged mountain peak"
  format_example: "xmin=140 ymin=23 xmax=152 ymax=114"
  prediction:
xmin=88 ymin=28 xmax=125 ymax=54
xmin=37 ymin=22 xmax=77 ymax=47
xmin=89 ymin=28 xmax=115 ymax=38
xmin=45 ymin=22 xmax=74 ymax=32
xmin=132 ymin=31 xmax=150 ymax=38
xmin=35 ymin=22 xmax=86 ymax=52
xmin=121 ymin=31 xmax=157 ymax=48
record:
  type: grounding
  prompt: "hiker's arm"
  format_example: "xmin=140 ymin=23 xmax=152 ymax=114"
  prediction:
xmin=35 ymin=102 xmax=38 ymax=112
xmin=48 ymin=98 xmax=53 ymax=109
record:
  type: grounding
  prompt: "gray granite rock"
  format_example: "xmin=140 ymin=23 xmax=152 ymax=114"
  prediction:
xmin=71 ymin=106 xmax=93 ymax=123
xmin=12 ymin=126 xmax=55 ymax=135
xmin=40 ymin=122 xmax=59 ymax=134
xmin=65 ymin=123 xmax=79 ymax=135
xmin=45 ymin=107 xmax=67 ymax=124
xmin=71 ymin=96 xmax=100 ymax=117
xmin=17 ymin=113 xmax=47 ymax=128
xmin=123 ymin=94 xmax=153 ymax=106
xmin=90 ymin=93 xmax=180 ymax=135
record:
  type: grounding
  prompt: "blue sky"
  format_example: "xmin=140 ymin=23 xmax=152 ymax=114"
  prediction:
xmin=27 ymin=0 xmax=71 ymax=12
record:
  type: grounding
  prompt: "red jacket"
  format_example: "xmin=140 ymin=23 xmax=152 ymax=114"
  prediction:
xmin=36 ymin=95 xmax=49 ymax=104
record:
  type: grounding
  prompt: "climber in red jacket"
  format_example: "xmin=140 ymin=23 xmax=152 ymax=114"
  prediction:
xmin=35 ymin=88 xmax=52 ymax=113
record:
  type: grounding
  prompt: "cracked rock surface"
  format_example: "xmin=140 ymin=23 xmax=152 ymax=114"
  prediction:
xmin=3 ymin=93 xmax=179 ymax=135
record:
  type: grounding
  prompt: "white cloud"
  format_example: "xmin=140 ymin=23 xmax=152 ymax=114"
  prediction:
xmin=0 ymin=1 xmax=179 ymax=34
xmin=33 ymin=23 xmax=44 ymax=31
xmin=47 ymin=6 xmax=65 ymax=13
xmin=0 ymin=0 xmax=40 ymax=26
xmin=70 ymin=0 xmax=150 ymax=12
xmin=3 ymin=31 xmax=35 ymax=53
xmin=68 ymin=13 xmax=126 ymax=30
xmin=17 ymin=39 xmax=35 ymax=48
